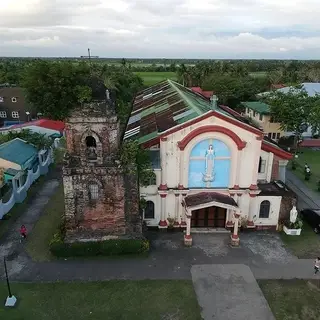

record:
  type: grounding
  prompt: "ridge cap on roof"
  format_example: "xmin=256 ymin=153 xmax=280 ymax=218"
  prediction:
xmin=168 ymin=79 xmax=208 ymax=116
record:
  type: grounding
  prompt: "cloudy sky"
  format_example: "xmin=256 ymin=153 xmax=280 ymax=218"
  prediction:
xmin=1 ymin=0 xmax=320 ymax=59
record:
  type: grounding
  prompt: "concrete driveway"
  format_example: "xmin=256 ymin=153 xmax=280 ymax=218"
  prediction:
xmin=149 ymin=230 xmax=296 ymax=264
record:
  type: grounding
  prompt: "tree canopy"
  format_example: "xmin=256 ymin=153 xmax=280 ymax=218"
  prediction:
xmin=263 ymin=87 xmax=320 ymax=140
xmin=21 ymin=60 xmax=143 ymax=122
xmin=0 ymin=129 xmax=52 ymax=150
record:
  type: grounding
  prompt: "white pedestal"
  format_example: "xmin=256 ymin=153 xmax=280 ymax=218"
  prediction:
xmin=5 ymin=295 xmax=17 ymax=307
xmin=283 ymin=225 xmax=302 ymax=236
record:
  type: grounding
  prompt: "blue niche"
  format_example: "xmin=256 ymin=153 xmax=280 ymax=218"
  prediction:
xmin=188 ymin=139 xmax=231 ymax=188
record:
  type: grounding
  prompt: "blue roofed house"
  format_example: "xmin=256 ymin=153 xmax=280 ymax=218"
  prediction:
xmin=0 ymin=138 xmax=38 ymax=182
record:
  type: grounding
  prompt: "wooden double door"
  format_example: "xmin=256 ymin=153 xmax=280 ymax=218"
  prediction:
xmin=191 ymin=206 xmax=226 ymax=228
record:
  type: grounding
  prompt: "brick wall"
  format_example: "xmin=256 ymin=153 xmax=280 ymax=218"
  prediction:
xmin=63 ymin=101 xmax=141 ymax=242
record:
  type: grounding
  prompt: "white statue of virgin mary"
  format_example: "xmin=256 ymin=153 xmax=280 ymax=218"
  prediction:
xmin=290 ymin=205 xmax=298 ymax=224
xmin=203 ymin=144 xmax=215 ymax=182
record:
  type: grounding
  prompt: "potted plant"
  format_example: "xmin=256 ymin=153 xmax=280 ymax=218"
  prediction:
xmin=167 ymin=216 xmax=175 ymax=232
xmin=239 ymin=215 xmax=248 ymax=232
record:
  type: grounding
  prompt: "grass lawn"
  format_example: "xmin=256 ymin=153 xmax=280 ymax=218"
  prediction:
xmin=289 ymin=148 xmax=320 ymax=192
xmin=249 ymin=71 xmax=267 ymax=78
xmin=280 ymin=223 xmax=320 ymax=258
xmin=0 ymin=176 xmax=46 ymax=240
xmin=25 ymin=185 xmax=64 ymax=262
xmin=134 ymin=71 xmax=178 ymax=86
xmin=0 ymin=280 xmax=201 ymax=320
xmin=259 ymin=280 xmax=320 ymax=320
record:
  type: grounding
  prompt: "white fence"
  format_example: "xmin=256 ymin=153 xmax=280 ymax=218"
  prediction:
xmin=0 ymin=147 xmax=55 ymax=219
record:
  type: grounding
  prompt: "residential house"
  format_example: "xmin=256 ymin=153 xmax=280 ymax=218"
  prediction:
xmin=0 ymin=138 xmax=38 ymax=183
xmin=0 ymin=85 xmax=37 ymax=127
xmin=0 ymin=119 xmax=65 ymax=138
xmin=258 ymin=82 xmax=320 ymax=138
xmin=241 ymin=101 xmax=283 ymax=141
xmin=189 ymin=87 xmax=214 ymax=99
xmin=124 ymin=80 xmax=293 ymax=245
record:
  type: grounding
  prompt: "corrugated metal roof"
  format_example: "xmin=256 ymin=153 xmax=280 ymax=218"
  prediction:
xmin=124 ymin=79 xmax=213 ymax=143
xmin=124 ymin=79 xmax=259 ymax=145
xmin=0 ymin=138 xmax=37 ymax=166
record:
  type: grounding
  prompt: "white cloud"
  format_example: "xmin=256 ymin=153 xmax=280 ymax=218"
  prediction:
xmin=1 ymin=0 xmax=320 ymax=58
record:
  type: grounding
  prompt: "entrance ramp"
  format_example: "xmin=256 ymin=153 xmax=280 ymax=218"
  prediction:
xmin=190 ymin=227 xmax=230 ymax=234
xmin=191 ymin=264 xmax=275 ymax=320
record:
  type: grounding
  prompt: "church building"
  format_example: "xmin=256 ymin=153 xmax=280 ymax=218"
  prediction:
xmin=124 ymin=80 xmax=293 ymax=246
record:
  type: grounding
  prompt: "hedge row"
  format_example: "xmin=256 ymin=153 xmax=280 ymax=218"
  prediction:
xmin=49 ymin=233 xmax=149 ymax=257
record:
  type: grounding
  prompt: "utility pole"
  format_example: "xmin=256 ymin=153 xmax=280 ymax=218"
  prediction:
xmin=4 ymin=257 xmax=17 ymax=307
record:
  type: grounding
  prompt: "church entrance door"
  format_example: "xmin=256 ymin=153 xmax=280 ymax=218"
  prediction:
xmin=191 ymin=206 xmax=226 ymax=228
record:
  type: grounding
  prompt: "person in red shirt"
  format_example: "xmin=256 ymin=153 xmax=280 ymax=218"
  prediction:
xmin=19 ymin=225 xmax=27 ymax=242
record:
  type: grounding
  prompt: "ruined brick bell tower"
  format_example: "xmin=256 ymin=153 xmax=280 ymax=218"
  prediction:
xmin=62 ymin=79 xmax=142 ymax=242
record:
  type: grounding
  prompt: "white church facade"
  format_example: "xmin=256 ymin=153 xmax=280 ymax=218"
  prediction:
xmin=124 ymin=80 xmax=293 ymax=245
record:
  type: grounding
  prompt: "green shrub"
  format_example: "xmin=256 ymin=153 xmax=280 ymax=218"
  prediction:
xmin=49 ymin=232 xmax=149 ymax=257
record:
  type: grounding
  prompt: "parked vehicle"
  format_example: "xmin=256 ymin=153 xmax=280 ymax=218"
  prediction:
xmin=300 ymin=209 xmax=320 ymax=233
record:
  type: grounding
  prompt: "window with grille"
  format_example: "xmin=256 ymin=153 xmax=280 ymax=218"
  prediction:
xmin=259 ymin=114 xmax=263 ymax=121
xmin=0 ymin=111 xmax=7 ymax=118
xmin=144 ymin=201 xmax=155 ymax=219
xmin=12 ymin=111 xmax=19 ymax=118
xmin=259 ymin=200 xmax=270 ymax=218
xmin=89 ymin=184 xmax=99 ymax=200
xmin=276 ymin=133 xmax=280 ymax=139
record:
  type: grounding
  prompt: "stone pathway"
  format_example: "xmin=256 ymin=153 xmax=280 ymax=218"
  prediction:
xmin=191 ymin=264 xmax=275 ymax=320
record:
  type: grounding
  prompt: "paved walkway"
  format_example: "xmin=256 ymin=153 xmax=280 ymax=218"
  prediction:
xmin=0 ymin=169 xmax=319 ymax=283
xmin=286 ymin=169 xmax=320 ymax=209
xmin=191 ymin=265 xmax=275 ymax=320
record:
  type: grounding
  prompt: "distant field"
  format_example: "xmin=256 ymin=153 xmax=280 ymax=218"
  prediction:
xmin=249 ymin=71 xmax=267 ymax=78
xmin=134 ymin=71 xmax=178 ymax=86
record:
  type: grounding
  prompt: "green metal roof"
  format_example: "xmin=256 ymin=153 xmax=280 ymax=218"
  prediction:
xmin=0 ymin=138 xmax=38 ymax=166
xmin=124 ymin=79 xmax=258 ymax=145
xmin=241 ymin=101 xmax=271 ymax=115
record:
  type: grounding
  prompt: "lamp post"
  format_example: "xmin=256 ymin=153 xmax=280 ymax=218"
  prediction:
xmin=4 ymin=257 xmax=17 ymax=307
xmin=26 ymin=111 xmax=30 ymax=122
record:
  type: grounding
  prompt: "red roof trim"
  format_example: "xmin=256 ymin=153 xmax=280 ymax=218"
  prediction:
xmin=177 ymin=125 xmax=247 ymax=151
xmin=157 ymin=109 xmax=262 ymax=142
xmin=261 ymin=141 xmax=292 ymax=160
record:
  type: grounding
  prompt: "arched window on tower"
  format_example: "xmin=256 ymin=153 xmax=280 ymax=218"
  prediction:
xmin=89 ymin=183 xmax=99 ymax=200
xmin=86 ymin=136 xmax=97 ymax=160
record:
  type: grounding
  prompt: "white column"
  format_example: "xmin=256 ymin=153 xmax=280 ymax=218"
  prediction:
xmin=248 ymin=194 xmax=257 ymax=227
xmin=278 ymin=160 xmax=289 ymax=183
xmin=174 ymin=194 xmax=180 ymax=227
xmin=250 ymin=140 xmax=262 ymax=190
xmin=159 ymin=137 xmax=168 ymax=190
xmin=231 ymin=211 xmax=240 ymax=246
xmin=159 ymin=194 xmax=167 ymax=227
xmin=178 ymin=194 xmax=183 ymax=225
xmin=184 ymin=208 xmax=193 ymax=246
xmin=178 ymin=149 xmax=184 ymax=189
xmin=234 ymin=151 xmax=242 ymax=188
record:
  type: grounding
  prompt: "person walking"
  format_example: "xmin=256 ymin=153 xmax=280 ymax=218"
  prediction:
xmin=314 ymin=257 xmax=320 ymax=274
xmin=19 ymin=225 xmax=27 ymax=243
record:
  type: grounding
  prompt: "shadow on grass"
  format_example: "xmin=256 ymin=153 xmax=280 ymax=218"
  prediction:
xmin=280 ymin=223 xmax=320 ymax=258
